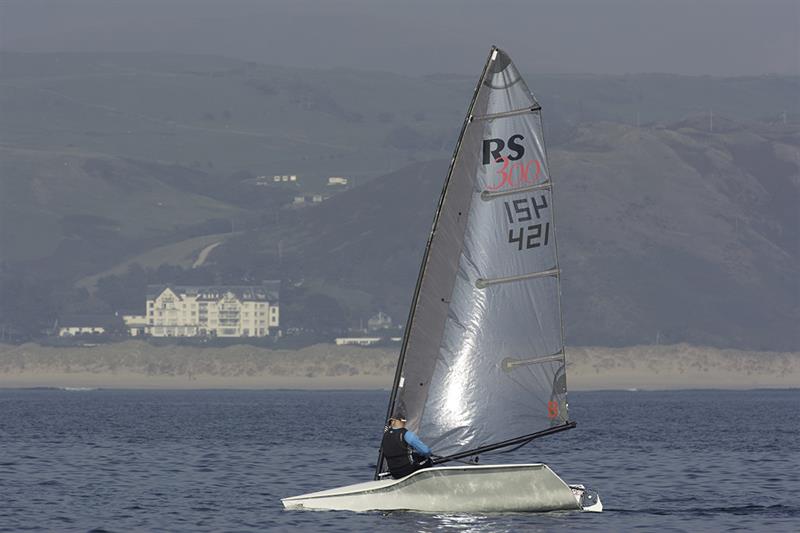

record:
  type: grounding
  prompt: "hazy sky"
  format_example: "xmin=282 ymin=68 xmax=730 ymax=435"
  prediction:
xmin=1 ymin=0 xmax=798 ymax=76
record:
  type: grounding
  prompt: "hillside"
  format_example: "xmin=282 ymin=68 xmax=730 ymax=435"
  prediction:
xmin=1 ymin=52 xmax=797 ymax=180
xmin=0 ymin=51 xmax=463 ymax=181
xmin=2 ymin=51 xmax=798 ymax=269
xmin=0 ymin=146 xmax=249 ymax=275
xmin=0 ymin=52 xmax=797 ymax=349
xmin=210 ymin=119 xmax=799 ymax=350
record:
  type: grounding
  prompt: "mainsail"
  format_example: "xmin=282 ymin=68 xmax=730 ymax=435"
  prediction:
xmin=377 ymin=47 xmax=572 ymax=475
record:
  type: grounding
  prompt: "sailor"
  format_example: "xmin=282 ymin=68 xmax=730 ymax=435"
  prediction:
xmin=380 ymin=414 xmax=433 ymax=479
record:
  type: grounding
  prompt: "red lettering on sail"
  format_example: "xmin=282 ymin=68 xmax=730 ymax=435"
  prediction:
xmin=547 ymin=401 xmax=559 ymax=419
xmin=487 ymin=156 xmax=542 ymax=191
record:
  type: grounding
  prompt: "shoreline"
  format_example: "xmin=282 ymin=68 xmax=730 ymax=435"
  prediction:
xmin=1 ymin=341 xmax=798 ymax=391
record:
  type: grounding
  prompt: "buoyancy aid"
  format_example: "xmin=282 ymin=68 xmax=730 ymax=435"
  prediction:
xmin=381 ymin=427 xmax=416 ymax=479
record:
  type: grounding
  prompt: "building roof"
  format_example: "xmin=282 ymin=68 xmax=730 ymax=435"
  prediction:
xmin=146 ymin=281 xmax=280 ymax=302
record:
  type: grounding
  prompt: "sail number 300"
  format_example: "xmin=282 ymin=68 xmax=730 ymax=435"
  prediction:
xmin=503 ymin=195 xmax=550 ymax=251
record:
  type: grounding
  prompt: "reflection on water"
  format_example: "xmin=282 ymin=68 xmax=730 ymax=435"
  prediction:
xmin=420 ymin=514 xmax=519 ymax=533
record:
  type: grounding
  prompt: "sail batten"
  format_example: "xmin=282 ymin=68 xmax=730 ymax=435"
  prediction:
xmin=472 ymin=105 xmax=541 ymax=122
xmin=501 ymin=352 xmax=565 ymax=371
xmin=475 ymin=268 xmax=560 ymax=289
xmin=378 ymin=47 xmax=571 ymax=476
xmin=480 ymin=182 xmax=552 ymax=200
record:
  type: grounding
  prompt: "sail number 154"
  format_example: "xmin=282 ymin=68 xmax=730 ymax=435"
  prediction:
xmin=504 ymin=195 xmax=551 ymax=251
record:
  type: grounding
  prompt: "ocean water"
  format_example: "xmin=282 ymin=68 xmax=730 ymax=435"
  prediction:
xmin=0 ymin=388 xmax=798 ymax=532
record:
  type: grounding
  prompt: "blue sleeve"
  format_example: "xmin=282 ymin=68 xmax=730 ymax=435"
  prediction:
xmin=403 ymin=430 xmax=431 ymax=456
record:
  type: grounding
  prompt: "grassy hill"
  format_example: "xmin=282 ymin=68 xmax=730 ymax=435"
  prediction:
xmin=2 ymin=51 xmax=797 ymax=179
xmin=553 ymin=118 xmax=798 ymax=349
xmin=0 ymin=52 xmax=797 ymax=349
xmin=0 ymin=146 xmax=247 ymax=277
xmin=0 ymin=52 xmax=463 ymax=180
xmin=209 ymin=119 xmax=799 ymax=350
xmin=74 ymin=232 xmax=239 ymax=291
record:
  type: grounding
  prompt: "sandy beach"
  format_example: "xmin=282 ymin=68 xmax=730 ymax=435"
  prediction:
xmin=1 ymin=341 xmax=797 ymax=390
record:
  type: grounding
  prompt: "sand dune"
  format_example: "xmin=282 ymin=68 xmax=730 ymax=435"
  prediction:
xmin=0 ymin=341 xmax=797 ymax=390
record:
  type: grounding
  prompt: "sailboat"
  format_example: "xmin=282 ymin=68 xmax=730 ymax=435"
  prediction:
xmin=282 ymin=46 xmax=602 ymax=513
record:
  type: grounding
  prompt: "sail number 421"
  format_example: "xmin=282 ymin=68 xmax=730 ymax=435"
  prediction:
xmin=504 ymin=195 xmax=550 ymax=251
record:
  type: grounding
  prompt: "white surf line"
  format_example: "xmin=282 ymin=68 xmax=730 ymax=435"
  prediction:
xmin=192 ymin=241 xmax=222 ymax=268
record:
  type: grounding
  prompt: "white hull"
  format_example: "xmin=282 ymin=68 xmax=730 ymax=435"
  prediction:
xmin=282 ymin=463 xmax=601 ymax=513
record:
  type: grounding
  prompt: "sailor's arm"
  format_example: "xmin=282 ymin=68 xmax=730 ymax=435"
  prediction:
xmin=403 ymin=430 xmax=431 ymax=456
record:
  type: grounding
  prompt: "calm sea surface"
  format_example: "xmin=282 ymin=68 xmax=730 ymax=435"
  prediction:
xmin=0 ymin=389 xmax=798 ymax=532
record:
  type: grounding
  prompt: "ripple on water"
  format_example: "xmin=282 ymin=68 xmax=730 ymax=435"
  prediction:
xmin=1 ymin=389 xmax=798 ymax=532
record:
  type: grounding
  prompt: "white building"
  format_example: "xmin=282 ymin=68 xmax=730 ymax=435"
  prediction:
xmin=291 ymin=194 xmax=328 ymax=206
xmin=58 ymin=314 xmax=119 ymax=336
xmin=122 ymin=314 xmax=148 ymax=336
xmin=367 ymin=311 xmax=393 ymax=331
xmin=59 ymin=325 xmax=107 ymax=337
xmin=142 ymin=282 xmax=280 ymax=338
xmin=327 ymin=176 xmax=349 ymax=186
xmin=273 ymin=175 xmax=298 ymax=183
